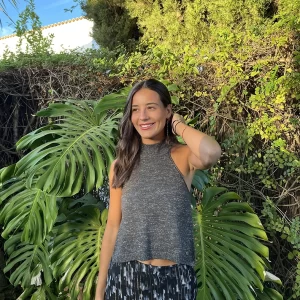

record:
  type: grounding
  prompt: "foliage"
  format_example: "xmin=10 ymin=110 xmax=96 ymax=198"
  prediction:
xmin=0 ymin=0 xmax=299 ymax=298
xmin=52 ymin=201 xmax=107 ymax=300
xmin=13 ymin=0 xmax=54 ymax=55
xmin=0 ymin=46 xmax=122 ymax=175
xmin=192 ymin=171 xmax=282 ymax=299
xmin=15 ymin=100 xmax=120 ymax=196
xmin=3 ymin=232 xmax=52 ymax=288
xmin=0 ymin=86 xmax=282 ymax=299
xmin=0 ymin=47 xmax=120 ymax=72
xmin=262 ymin=198 xmax=300 ymax=298
xmin=79 ymin=0 xmax=139 ymax=51
xmin=0 ymin=88 xmax=127 ymax=299
xmin=95 ymin=0 xmax=300 ymax=297
xmin=0 ymin=177 xmax=57 ymax=243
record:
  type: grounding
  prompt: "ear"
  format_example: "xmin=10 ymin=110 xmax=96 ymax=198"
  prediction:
xmin=166 ymin=104 xmax=172 ymax=118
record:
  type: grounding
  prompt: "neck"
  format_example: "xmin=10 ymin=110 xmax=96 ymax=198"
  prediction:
xmin=142 ymin=138 xmax=165 ymax=145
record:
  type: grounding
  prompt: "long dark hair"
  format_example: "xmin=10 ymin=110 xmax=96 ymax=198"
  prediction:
xmin=112 ymin=79 xmax=178 ymax=188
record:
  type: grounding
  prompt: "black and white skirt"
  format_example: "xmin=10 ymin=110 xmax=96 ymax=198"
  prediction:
xmin=105 ymin=260 xmax=197 ymax=300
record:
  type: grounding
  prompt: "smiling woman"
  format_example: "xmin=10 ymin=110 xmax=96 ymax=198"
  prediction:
xmin=131 ymin=88 xmax=172 ymax=144
xmin=95 ymin=79 xmax=221 ymax=300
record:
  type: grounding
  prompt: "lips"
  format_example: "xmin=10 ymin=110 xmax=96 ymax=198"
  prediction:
xmin=140 ymin=123 xmax=154 ymax=130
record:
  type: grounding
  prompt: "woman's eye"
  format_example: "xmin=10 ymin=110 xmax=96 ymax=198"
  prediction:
xmin=132 ymin=108 xmax=138 ymax=112
xmin=147 ymin=106 xmax=155 ymax=110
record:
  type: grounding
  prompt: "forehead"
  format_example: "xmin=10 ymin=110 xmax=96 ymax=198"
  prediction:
xmin=132 ymin=88 xmax=161 ymax=105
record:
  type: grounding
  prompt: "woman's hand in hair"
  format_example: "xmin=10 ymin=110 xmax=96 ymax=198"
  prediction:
xmin=171 ymin=113 xmax=185 ymax=135
xmin=171 ymin=114 xmax=221 ymax=170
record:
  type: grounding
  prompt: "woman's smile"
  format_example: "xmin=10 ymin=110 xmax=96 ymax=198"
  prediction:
xmin=140 ymin=123 xmax=155 ymax=130
xmin=131 ymin=88 xmax=171 ymax=144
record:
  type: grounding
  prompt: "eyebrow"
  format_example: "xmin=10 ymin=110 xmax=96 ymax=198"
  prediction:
xmin=132 ymin=102 xmax=160 ymax=107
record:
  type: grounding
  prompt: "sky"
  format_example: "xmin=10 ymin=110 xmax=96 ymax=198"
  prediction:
xmin=0 ymin=0 xmax=83 ymax=37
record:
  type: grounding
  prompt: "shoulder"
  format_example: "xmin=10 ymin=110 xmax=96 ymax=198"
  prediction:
xmin=110 ymin=159 xmax=117 ymax=169
xmin=109 ymin=159 xmax=117 ymax=174
xmin=108 ymin=159 xmax=118 ymax=186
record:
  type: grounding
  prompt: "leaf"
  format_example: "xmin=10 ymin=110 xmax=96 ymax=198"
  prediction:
xmin=171 ymin=95 xmax=179 ymax=105
xmin=256 ymin=287 xmax=283 ymax=300
xmin=167 ymin=83 xmax=179 ymax=92
xmin=0 ymin=178 xmax=57 ymax=244
xmin=264 ymin=271 xmax=282 ymax=285
xmin=51 ymin=206 xmax=108 ymax=299
xmin=0 ymin=164 xmax=17 ymax=185
xmin=3 ymin=233 xmax=52 ymax=288
xmin=17 ymin=286 xmax=35 ymax=299
xmin=16 ymin=124 xmax=61 ymax=152
xmin=15 ymin=99 xmax=120 ymax=197
xmin=18 ymin=284 xmax=58 ymax=300
xmin=192 ymin=169 xmax=210 ymax=193
xmin=193 ymin=186 xmax=270 ymax=299
xmin=94 ymin=86 xmax=131 ymax=114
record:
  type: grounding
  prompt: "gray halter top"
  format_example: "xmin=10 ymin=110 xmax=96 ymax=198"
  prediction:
xmin=111 ymin=141 xmax=195 ymax=266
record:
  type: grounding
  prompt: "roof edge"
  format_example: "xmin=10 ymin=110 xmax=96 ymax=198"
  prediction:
xmin=0 ymin=16 xmax=86 ymax=41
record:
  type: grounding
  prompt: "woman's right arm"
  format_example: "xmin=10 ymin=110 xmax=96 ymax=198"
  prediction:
xmin=95 ymin=161 xmax=122 ymax=300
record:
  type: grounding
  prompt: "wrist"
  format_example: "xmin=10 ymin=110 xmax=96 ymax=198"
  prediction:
xmin=172 ymin=120 xmax=181 ymax=134
xmin=172 ymin=120 xmax=186 ymax=135
xmin=176 ymin=122 xmax=188 ymax=139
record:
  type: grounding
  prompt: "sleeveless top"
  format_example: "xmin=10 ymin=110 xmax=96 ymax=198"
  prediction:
xmin=111 ymin=141 xmax=195 ymax=266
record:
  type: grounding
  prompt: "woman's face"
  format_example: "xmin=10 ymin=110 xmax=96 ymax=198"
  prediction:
xmin=131 ymin=88 xmax=172 ymax=144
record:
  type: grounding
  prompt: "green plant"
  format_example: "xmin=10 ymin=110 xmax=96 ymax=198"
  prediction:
xmin=192 ymin=171 xmax=282 ymax=299
xmin=51 ymin=199 xmax=107 ymax=299
xmin=262 ymin=198 xmax=300 ymax=299
xmin=0 ymin=84 xmax=283 ymax=299
xmin=80 ymin=0 xmax=139 ymax=51
xmin=0 ymin=88 xmax=129 ymax=298
xmin=14 ymin=100 xmax=120 ymax=197
xmin=117 ymin=2 xmax=299 ymax=294
xmin=13 ymin=0 xmax=54 ymax=55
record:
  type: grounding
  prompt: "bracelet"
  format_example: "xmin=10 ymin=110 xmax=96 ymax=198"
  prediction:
xmin=174 ymin=121 xmax=182 ymax=135
xmin=181 ymin=126 xmax=187 ymax=141
xmin=172 ymin=119 xmax=181 ymax=127
xmin=172 ymin=120 xmax=182 ymax=134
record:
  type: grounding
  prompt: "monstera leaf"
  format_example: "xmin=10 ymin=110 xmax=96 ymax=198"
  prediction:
xmin=192 ymin=182 xmax=282 ymax=299
xmin=3 ymin=233 xmax=52 ymax=288
xmin=0 ymin=178 xmax=57 ymax=244
xmin=17 ymin=284 xmax=58 ymax=300
xmin=0 ymin=164 xmax=17 ymax=186
xmin=14 ymin=99 xmax=122 ymax=197
xmin=256 ymin=286 xmax=283 ymax=299
xmin=51 ymin=205 xmax=108 ymax=300
xmin=93 ymin=86 xmax=130 ymax=113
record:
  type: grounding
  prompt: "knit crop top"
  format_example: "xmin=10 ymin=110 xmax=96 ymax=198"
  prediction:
xmin=111 ymin=141 xmax=195 ymax=266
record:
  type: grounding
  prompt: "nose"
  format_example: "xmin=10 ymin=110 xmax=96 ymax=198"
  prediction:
xmin=139 ymin=108 xmax=149 ymax=120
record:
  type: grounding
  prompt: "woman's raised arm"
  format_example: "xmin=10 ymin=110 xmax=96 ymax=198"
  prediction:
xmin=172 ymin=113 xmax=221 ymax=170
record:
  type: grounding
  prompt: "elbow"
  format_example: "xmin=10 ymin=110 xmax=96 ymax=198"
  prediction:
xmin=202 ymin=144 xmax=221 ymax=169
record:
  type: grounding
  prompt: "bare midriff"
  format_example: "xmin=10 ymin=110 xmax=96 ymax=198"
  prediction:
xmin=138 ymin=259 xmax=177 ymax=266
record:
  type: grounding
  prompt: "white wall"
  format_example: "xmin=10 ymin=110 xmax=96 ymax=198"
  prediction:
xmin=0 ymin=17 xmax=98 ymax=58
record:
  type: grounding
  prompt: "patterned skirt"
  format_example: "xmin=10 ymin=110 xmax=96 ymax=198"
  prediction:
xmin=105 ymin=260 xmax=197 ymax=300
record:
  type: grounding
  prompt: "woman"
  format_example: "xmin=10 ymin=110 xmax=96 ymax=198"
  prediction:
xmin=95 ymin=79 xmax=221 ymax=299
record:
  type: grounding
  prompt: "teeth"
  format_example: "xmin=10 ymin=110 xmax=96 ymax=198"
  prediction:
xmin=141 ymin=124 xmax=153 ymax=129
